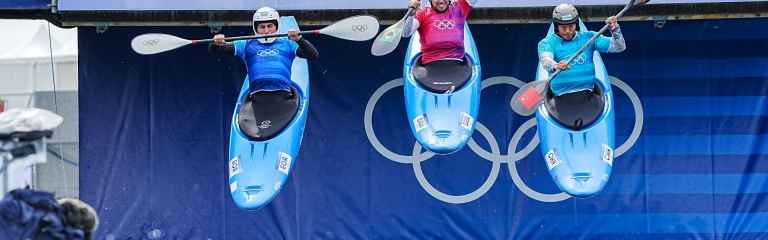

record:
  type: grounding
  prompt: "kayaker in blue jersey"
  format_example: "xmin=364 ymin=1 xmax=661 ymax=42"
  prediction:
xmin=208 ymin=7 xmax=319 ymax=98
xmin=538 ymin=3 xmax=626 ymax=98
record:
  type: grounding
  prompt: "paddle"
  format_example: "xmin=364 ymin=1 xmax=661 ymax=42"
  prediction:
xmin=131 ymin=15 xmax=380 ymax=55
xmin=510 ymin=0 xmax=650 ymax=116
xmin=370 ymin=1 xmax=420 ymax=56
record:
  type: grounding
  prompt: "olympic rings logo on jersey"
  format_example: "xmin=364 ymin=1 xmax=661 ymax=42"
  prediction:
xmin=364 ymin=76 xmax=644 ymax=204
xmin=433 ymin=20 xmax=456 ymax=30
xmin=143 ymin=39 xmax=159 ymax=46
xmin=351 ymin=24 xmax=368 ymax=32
xmin=563 ymin=53 xmax=588 ymax=65
xmin=257 ymin=49 xmax=280 ymax=56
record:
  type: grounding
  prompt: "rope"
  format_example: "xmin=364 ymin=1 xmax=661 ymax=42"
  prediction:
xmin=46 ymin=22 xmax=69 ymax=199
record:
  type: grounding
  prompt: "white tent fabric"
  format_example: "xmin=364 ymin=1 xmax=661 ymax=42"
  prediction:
xmin=0 ymin=19 xmax=78 ymax=110
xmin=0 ymin=19 xmax=77 ymax=63
xmin=0 ymin=20 xmax=78 ymax=196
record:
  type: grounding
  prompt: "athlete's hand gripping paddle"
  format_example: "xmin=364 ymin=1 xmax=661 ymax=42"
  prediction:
xmin=510 ymin=0 xmax=650 ymax=116
xmin=370 ymin=0 xmax=420 ymax=56
xmin=131 ymin=15 xmax=380 ymax=55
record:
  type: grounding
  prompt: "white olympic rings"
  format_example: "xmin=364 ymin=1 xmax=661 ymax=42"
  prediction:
xmin=564 ymin=53 xmax=588 ymax=65
xmin=364 ymin=76 xmax=644 ymax=203
xmin=257 ymin=49 xmax=280 ymax=56
xmin=433 ymin=20 xmax=456 ymax=30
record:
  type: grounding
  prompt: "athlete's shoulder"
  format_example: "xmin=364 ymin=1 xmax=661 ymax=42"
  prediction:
xmin=415 ymin=6 xmax=434 ymax=16
xmin=275 ymin=37 xmax=296 ymax=47
xmin=577 ymin=31 xmax=597 ymax=38
xmin=541 ymin=33 xmax=561 ymax=43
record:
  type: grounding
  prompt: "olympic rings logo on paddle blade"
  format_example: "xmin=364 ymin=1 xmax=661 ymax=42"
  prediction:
xmin=433 ymin=20 xmax=456 ymax=30
xmin=364 ymin=76 xmax=644 ymax=204
xmin=351 ymin=24 xmax=369 ymax=32
xmin=257 ymin=49 xmax=280 ymax=56
xmin=143 ymin=39 xmax=160 ymax=46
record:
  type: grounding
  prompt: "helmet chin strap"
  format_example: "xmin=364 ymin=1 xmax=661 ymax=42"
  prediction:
xmin=256 ymin=34 xmax=276 ymax=44
xmin=557 ymin=32 xmax=575 ymax=41
xmin=253 ymin=21 xmax=279 ymax=44
xmin=554 ymin=21 xmax=580 ymax=41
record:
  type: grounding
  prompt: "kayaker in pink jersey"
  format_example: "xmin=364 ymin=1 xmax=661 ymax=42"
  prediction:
xmin=403 ymin=0 xmax=478 ymax=93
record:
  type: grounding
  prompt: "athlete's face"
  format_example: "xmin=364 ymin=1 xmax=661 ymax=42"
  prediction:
xmin=256 ymin=22 xmax=277 ymax=35
xmin=431 ymin=0 xmax=449 ymax=12
xmin=557 ymin=23 xmax=577 ymax=40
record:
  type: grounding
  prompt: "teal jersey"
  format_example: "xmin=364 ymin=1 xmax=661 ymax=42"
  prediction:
xmin=537 ymin=31 xmax=611 ymax=96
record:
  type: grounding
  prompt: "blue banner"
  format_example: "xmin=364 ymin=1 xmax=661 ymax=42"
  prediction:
xmin=0 ymin=0 xmax=49 ymax=9
xmin=58 ymin=0 xmax=765 ymax=11
xmin=79 ymin=18 xmax=768 ymax=239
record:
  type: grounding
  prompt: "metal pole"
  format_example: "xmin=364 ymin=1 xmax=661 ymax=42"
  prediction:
xmin=50 ymin=0 xmax=58 ymax=13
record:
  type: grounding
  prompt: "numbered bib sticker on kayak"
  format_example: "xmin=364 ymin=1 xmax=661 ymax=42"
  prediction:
xmin=275 ymin=152 xmax=292 ymax=175
xmin=229 ymin=155 xmax=243 ymax=178
xmin=413 ymin=114 xmax=428 ymax=132
xmin=459 ymin=112 xmax=474 ymax=130
xmin=600 ymin=144 xmax=614 ymax=165
xmin=545 ymin=148 xmax=562 ymax=170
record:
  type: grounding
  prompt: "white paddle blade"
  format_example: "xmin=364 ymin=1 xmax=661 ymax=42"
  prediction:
xmin=131 ymin=33 xmax=192 ymax=55
xmin=320 ymin=15 xmax=380 ymax=41
xmin=370 ymin=23 xmax=405 ymax=56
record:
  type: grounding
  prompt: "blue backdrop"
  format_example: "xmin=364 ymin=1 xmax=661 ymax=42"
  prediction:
xmin=79 ymin=18 xmax=768 ymax=239
xmin=0 ymin=0 xmax=49 ymax=9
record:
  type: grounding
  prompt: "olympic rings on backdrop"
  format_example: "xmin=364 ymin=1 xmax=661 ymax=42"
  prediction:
xmin=364 ymin=76 xmax=643 ymax=203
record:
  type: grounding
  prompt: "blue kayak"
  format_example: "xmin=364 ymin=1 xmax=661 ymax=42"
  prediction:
xmin=535 ymin=19 xmax=615 ymax=198
xmin=403 ymin=13 xmax=481 ymax=154
xmin=227 ymin=16 xmax=309 ymax=210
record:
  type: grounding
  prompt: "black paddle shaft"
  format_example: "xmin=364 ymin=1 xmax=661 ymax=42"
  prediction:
xmin=192 ymin=30 xmax=319 ymax=44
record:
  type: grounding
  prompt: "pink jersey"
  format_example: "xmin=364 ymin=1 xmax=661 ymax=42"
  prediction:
xmin=414 ymin=0 xmax=472 ymax=65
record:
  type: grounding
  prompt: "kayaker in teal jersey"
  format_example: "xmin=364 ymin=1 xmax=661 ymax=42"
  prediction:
xmin=208 ymin=7 xmax=319 ymax=97
xmin=538 ymin=3 xmax=626 ymax=97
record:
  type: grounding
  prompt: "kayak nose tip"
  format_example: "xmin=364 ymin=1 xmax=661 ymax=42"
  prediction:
xmin=232 ymin=184 xmax=271 ymax=210
xmin=420 ymin=129 xmax=468 ymax=154
xmin=572 ymin=172 xmax=592 ymax=189
xmin=434 ymin=130 xmax=453 ymax=143
xmin=243 ymin=185 xmax=265 ymax=201
xmin=558 ymin=172 xmax=604 ymax=198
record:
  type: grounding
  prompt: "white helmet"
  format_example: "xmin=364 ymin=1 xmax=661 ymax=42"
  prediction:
xmin=253 ymin=7 xmax=280 ymax=44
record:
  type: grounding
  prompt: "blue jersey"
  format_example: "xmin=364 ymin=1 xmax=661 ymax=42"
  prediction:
xmin=537 ymin=31 xmax=612 ymax=96
xmin=233 ymin=38 xmax=299 ymax=92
